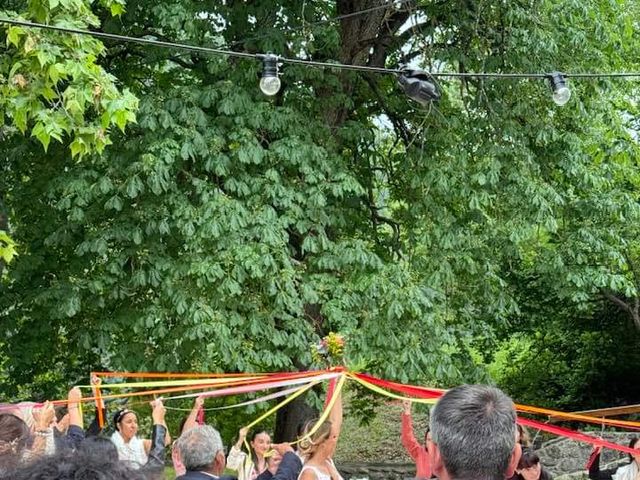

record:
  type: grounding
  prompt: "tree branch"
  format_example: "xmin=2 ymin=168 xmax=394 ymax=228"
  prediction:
xmin=363 ymin=75 xmax=411 ymax=146
xmin=168 ymin=55 xmax=196 ymax=69
xmin=602 ymin=290 xmax=640 ymax=331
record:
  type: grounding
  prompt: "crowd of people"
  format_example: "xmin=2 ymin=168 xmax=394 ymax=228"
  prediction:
xmin=1 ymin=381 xmax=639 ymax=480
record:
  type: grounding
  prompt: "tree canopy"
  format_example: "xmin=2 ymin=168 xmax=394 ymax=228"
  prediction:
xmin=1 ymin=0 xmax=640 ymax=431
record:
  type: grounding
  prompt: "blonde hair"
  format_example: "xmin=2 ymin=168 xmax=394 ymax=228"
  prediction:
xmin=297 ymin=419 xmax=332 ymax=457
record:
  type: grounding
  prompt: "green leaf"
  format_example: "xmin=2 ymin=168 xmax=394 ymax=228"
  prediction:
xmin=31 ymin=122 xmax=51 ymax=151
xmin=48 ymin=64 xmax=66 ymax=84
xmin=0 ymin=231 xmax=18 ymax=264
xmin=70 ymin=138 xmax=85 ymax=158
xmin=6 ymin=26 xmax=25 ymax=48
xmin=110 ymin=3 xmax=125 ymax=16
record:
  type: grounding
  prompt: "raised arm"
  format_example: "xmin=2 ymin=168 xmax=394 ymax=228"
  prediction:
xmin=227 ymin=426 xmax=249 ymax=471
xmin=64 ymin=387 xmax=86 ymax=449
xmin=31 ymin=401 xmax=55 ymax=456
xmin=145 ymin=397 xmax=172 ymax=455
xmin=400 ymin=400 xmax=423 ymax=460
xmin=328 ymin=384 xmax=342 ymax=438
xmin=588 ymin=446 xmax=616 ymax=480
xmin=182 ymin=396 xmax=204 ymax=434
xmin=261 ymin=444 xmax=303 ymax=480
xmin=90 ymin=375 xmax=105 ymax=411
xmin=85 ymin=375 xmax=106 ymax=437
xmin=67 ymin=387 xmax=83 ymax=429
xmin=145 ymin=399 xmax=168 ymax=469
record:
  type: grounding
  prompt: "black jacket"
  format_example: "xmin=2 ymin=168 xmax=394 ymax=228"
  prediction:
xmin=145 ymin=424 xmax=167 ymax=470
xmin=589 ymin=450 xmax=622 ymax=480
xmin=256 ymin=452 xmax=303 ymax=480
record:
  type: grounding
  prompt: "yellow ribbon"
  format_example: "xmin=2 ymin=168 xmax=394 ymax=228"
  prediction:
xmin=293 ymin=373 xmax=347 ymax=448
xmin=244 ymin=380 xmax=320 ymax=430
xmin=240 ymin=379 xmax=324 ymax=467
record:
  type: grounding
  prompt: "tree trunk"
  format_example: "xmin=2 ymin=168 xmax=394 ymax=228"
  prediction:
xmin=274 ymin=0 xmax=408 ymax=440
xmin=274 ymin=393 xmax=317 ymax=443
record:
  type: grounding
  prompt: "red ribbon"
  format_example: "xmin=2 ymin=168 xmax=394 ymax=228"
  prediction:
xmin=518 ymin=417 xmax=640 ymax=456
xmin=196 ymin=406 xmax=205 ymax=425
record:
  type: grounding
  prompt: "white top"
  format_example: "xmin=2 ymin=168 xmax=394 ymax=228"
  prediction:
xmin=110 ymin=431 xmax=148 ymax=469
xmin=612 ymin=462 xmax=639 ymax=480
xmin=227 ymin=445 xmax=263 ymax=480
xmin=298 ymin=460 xmax=344 ymax=480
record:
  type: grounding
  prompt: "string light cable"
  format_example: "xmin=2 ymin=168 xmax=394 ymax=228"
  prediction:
xmin=1 ymin=17 xmax=640 ymax=105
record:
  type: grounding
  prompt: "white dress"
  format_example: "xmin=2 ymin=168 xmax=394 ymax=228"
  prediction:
xmin=298 ymin=460 xmax=344 ymax=480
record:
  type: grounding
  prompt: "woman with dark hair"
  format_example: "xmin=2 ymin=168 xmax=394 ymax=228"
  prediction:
xmin=588 ymin=438 xmax=640 ymax=480
xmin=79 ymin=435 xmax=120 ymax=461
xmin=2 ymin=447 xmax=148 ymax=480
xmin=0 ymin=400 xmax=55 ymax=472
xmin=227 ymin=426 xmax=272 ymax=480
xmin=0 ymin=413 xmax=31 ymax=475
xmin=110 ymin=400 xmax=171 ymax=469
xmin=516 ymin=448 xmax=553 ymax=480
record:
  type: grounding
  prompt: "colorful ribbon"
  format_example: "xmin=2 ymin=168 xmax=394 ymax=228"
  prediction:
xmin=163 ymin=385 xmax=305 ymax=411
xmin=518 ymin=417 xmax=640 ymax=456
xmin=4 ymin=367 xmax=640 ymax=458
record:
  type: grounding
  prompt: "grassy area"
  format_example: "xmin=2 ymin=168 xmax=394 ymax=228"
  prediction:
xmin=335 ymin=401 xmax=429 ymax=463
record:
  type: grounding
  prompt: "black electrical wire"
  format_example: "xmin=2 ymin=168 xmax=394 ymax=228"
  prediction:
xmin=2 ymin=18 xmax=640 ymax=80
xmin=0 ymin=18 xmax=255 ymax=60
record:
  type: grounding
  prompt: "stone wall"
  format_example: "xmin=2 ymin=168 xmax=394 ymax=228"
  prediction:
xmin=538 ymin=432 xmax=637 ymax=478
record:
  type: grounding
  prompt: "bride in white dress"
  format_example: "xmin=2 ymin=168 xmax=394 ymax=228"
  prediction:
xmin=297 ymin=388 xmax=343 ymax=480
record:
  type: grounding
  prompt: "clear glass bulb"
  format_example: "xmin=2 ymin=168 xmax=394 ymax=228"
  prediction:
xmin=552 ymin=86 xmax=571 ymax=106
xmin=259 ymin=76 xmax=281 ymax=96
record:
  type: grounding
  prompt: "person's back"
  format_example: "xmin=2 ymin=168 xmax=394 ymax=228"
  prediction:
xmin=426 ymin=384 xmax=521 ymax=480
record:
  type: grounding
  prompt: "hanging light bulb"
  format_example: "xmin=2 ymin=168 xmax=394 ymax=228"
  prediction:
xmin=398 ymin=69 xmax=440 ymax=106
xmin=258 ymin=54 xmax=281 ymax=96
xmin=548 ymin=72 xmax=571 ymax=106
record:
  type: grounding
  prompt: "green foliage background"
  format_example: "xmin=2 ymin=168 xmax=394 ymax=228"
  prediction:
xmin=1 ymin=0 xmax=640 ymax=430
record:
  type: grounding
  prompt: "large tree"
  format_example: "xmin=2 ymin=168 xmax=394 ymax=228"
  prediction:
xmin=2 ymin=0 xmax=640 ymax=437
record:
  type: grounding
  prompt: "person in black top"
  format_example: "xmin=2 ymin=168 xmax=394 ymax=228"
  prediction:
xmin=588 ymin=438 xmax=640 ymax=480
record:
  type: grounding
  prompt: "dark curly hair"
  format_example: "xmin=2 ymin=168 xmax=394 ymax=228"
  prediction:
xmin=2 ymin=448 xmax=149 ymax=480
xmin=0 ymin=413 xmax=31 ymax=475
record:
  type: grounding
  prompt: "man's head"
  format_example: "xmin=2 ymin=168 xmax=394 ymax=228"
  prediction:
xmin=175 ymin=425 xmax=226 ymax=475
xmin=428 ymin=384 xmax=521 ymax=480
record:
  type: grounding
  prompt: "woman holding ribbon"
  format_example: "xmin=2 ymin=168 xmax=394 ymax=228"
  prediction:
xmin=297 ymin=387 xmax=343 ymax=480
xmin=227 ymin=426 xmax=272 ymax=480
xmin=588 ymin=438 xmax=640 ymax=480
xmin=110 ymin=403 xmax=170 ymax=469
